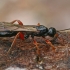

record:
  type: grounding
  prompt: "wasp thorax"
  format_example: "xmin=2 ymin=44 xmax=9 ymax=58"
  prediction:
xmin=48 ymin=27 xmax=56 ymax=37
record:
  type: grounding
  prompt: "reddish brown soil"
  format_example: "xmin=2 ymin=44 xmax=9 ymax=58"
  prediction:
xmin=0 ymin=32 xmax=70 ymax=70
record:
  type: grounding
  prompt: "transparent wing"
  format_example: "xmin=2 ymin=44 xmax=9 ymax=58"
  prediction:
xmin=0 ymin=22 xmax=37 ymax=32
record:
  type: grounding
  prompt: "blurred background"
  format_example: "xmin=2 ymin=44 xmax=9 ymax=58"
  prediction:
xmin=0 ymin=0 xmax=70 ymax=30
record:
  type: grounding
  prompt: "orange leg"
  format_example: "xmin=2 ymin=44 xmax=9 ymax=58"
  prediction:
xmin=42 ymin=36 xmax=56 ymax=52
xmin=53 ymin=33 xmax=64 ymax=45
xmin=11 ymin=20 xmax=23 ymax=25
xmin=7 ymin=20 xmax=24 ymax=54
xmin=45 ymin=39 xmax=56 ymax=52
xmin=33 ymin=39 xmax=41 ymax=62
xmin=53 ymin=33 xmax=59 ymax=40
xmin=7 ymin=32 xmax=20 ymax=54
xmin=11 ymin=20 xmax=24 ymax=40
xmin=7 ymin=32 xmax=25 ymax=54
xmin=37 ymin=23 xmax=40 ymax=26
xmin=33 ymin=39 xmax=40 ymax=56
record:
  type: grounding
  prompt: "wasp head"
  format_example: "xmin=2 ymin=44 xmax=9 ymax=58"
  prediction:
xmin=47 ymin=27 xmax=56 ymax=37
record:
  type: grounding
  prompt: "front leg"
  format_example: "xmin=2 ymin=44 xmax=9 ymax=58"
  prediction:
xmin=45 ymin=39 xmax=56 ymax=52
xmin=52 ymin=33 xmax=64 ymax=45
xmin=42 ymin=36 xmax=56 ymax=52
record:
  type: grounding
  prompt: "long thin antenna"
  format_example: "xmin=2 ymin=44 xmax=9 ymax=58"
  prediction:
xmin=57 ymin=28 xmax=70 ymax=32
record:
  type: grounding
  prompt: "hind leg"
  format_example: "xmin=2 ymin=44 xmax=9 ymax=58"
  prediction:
xmin=7 ymin=20 xmax=24 ymax=54
xmin=7 ymin=32 xmax=20 ymax=54
xmin=11 ymin=20 xmax=23 ymax=25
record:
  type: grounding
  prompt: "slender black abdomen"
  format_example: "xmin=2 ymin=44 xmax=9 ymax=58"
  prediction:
xmin=0 ymin=31 xmax=18 ymax=37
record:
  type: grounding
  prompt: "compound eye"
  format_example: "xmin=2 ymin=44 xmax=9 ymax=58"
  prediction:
xmin=48 ymin=27 xmax=56 ymax=37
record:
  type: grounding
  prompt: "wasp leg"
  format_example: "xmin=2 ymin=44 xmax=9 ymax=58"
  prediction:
xmin=42 ymin=36 xmax=56 ymax=52
xmin=11 ymin=20 xmax=25 ymax=40
xmin=53 ymin=33 xmax=64 ymax=45
xmin=37 ymin=23 xmax=40 ymax=26
xmin=7 ymin=32 xmax=25 ymax=54
xmin=33 ymin=39 xmax=40 ymax=56
xmin=7 ymin=20 xmax=24 ymax=54
xmin=7 ymin=32 xmax=20 ymax=54
xmin=31 ymin=35 xmax=41 ymax=62
xmin=33 ymin=39 xmax=41 ymax=62
xmin=50 ymin=33 xmax=59 ymax=44
xmin=45 ymin=39 xmax=56 ymax=52
xmin=52 ymin=33 xmax=59 ymax=41
xmin=11 ymin=20 xmax=23 ymax=25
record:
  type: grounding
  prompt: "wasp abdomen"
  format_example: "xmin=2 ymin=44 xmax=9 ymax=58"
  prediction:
xmin=0 ymin=31 xmax=17 ymax=37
